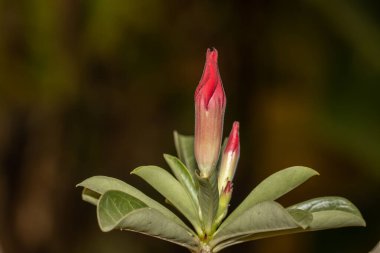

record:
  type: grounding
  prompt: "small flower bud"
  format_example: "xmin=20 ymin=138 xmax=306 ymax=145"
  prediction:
xmin=214 ymin=180 xmax=233 ymax=227
xmin=194 ymin=48 xmax=226 ymax=178
xmin=218 ymin=121 xmax=240 ymax=193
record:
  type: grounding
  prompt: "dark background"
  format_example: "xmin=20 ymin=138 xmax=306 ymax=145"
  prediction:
xmin=0 ymin=0 xmax=379 ymax=252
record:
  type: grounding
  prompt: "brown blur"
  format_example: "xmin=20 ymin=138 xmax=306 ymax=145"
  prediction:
xmin=0 ymin=1 xmax=379 ymax=253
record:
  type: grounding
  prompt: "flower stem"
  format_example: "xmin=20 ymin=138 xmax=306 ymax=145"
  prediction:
xmin=190 ymin=243 xmax=212 ymax=253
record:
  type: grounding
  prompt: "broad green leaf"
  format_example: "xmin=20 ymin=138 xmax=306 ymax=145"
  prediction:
xmin=164 ymin=154 xmax=199 ymax=205
xmin=287 ymin=196 xmax=366 ymax=229
xmin=97 ymin=190 xmax=147 ymax=231
xmin=173 ymin=131 xmax=197 ymax=174
xmin=212 ymin=228 xmax=300 ymax=252
xmin=307 ymin=210 xmax=366 ymax=230
xmin=218 ymin=166 xmax=319 ymax=231
xmin=97 ymin=190 xmax=200 ymax=251
xmin=212 ymin=209 xmax=312 ymax=252
xmin=77 ymin=176 xmax=189 ymax=230
xmin=211 ymin=201 xmax=302 ymax=248
xmin=198 ymin=171 xmax=219 ymax=234
xmin=212 ymin=197 xmax=365 ymax=252
xmin=131 ymin=166 xmax=203 ymax=235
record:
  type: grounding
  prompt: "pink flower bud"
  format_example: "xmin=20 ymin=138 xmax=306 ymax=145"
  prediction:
xmin=194 ymin=48 xmax=226 ymax=178
xmin=218 ymin=121 xmax=240 ymax=193
xmin=215 ymin=180 xmax=233 ymax=225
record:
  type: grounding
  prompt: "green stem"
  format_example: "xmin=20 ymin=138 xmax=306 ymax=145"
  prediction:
xmin=190 ymin=243 xmax=212 ymax=253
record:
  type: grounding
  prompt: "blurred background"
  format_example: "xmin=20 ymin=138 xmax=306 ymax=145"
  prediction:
xmin=0 ymin=0 xmax=379 ymax=252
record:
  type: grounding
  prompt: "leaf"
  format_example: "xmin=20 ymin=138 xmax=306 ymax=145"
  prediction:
xmin=77 ymin=176 xmax=189 ymax=229
xmin=198 ymin=171 xmax=219 ymax=235
xmin=287 ymin=209 xmax=313 ymax=229
xmin=369 ymin=241 xmax=380 ymax=253
xmin=97 ymin=190 xmax=147 ymax=231
xmin=218 ymin=166 xmax=319 ymax=231
xmin=173 ymin=131 xmax=198 ymax=174
xmin=210 ymin=201 xmax=302 ymax=249
xmin=287 ymin=196 xmax=361 ymax=215
xmin=287 ymin=196 xmax=366 ymax=229
xmin=97 ymin=190 xmax=200 ymax=251
xmin=81 ymin=188 xmax=101 ymax=205
xmin=131 ymin=166 xmax=203 ymax=235
xmin=213 ymin=229 xmax=300 ymax=252
xmin=212 ymin=196 xmax=365 ymax=252
xmin=164 ymin=154 xmax=199 ymax=205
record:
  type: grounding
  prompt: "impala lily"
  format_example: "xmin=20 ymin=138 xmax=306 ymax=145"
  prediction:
xmin=78 ymin=48 xmax=366 ymax=253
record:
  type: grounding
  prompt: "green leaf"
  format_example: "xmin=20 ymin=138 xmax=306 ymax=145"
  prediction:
xmin=173 ymin=131 xmax=197 ymax=174
xmin=212 ymin=197 xmax=365 ymax=252
xmin=77 ymin=176 xmax=189 ymax=230
xmin=210 ymin=201 xmax=302 ymax=249
xmin=164 ymin=154 xmax=199 ymax=206
xmin=212 ymin=229 xmax=300 ymax=252
xmin=218 ymin=166 xmax=319 ymax=231
xmin=287 ymin=196 xmax=366 ymax=229
xmin=198 ymin=171 xmax=219 ymax=235
xmin=287 ymin=208 xmax=313 ymax=229
xmin=81 ymin=188 xmax=101 ymax=205
xmin=97 ymin=190 xmax=147 ymax=231
xmin=131 ymin=166 xmax=203 ymax=236
xmin=97 ymin=190 xmax=200 ymax=251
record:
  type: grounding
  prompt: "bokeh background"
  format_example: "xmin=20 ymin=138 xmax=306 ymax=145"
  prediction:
xmin=0 ymin=0 xmax=379 ymax=252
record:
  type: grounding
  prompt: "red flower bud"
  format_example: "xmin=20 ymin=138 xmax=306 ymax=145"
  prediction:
xmin=218 ymin=121 xmax=240 ymax=193
xmin=194 ymin=48 xmax=226 ymax=178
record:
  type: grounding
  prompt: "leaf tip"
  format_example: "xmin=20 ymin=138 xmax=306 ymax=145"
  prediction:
xmin=294 ymin=166 xmax=320 ymax=177
xmin=163 ymin=153 xmax=173 ymax=160
xmin=76 ymin=178 xmax=89 ymax=188
xmin=130 ymin=166 xmax=143 ymax=175
xmin=357 ymin=215 xmax=366 ymax=227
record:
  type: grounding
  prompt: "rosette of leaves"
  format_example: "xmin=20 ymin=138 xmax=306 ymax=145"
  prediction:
xmin=77 ymin=132 xmax=365 ymax=253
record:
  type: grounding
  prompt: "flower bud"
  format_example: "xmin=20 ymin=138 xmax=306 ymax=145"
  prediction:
xmin=214 ymin=180 xmax=233 ymax=226
xmin=218 ymin=121 xmax=240 ymax=194
xmin=194 ymin=48 xmax=226 ymax=178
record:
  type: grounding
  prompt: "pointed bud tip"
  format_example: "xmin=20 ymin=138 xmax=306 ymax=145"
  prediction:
xmin=232 ymin=121 xmax=239 ymax=130
xmin=206 ymin=48 xmax=218 ymax=62
xmin=225 ymin=121 xmax=240 ymax=153
xmin=194 ymin=48 xmax=225 ymax=110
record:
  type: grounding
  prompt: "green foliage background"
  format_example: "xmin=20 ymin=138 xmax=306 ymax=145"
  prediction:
xmin=0 ymin=0 xmax=379 ymax=252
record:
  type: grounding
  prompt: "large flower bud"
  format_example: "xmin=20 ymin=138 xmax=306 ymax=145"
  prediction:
xmin=194 ymin=48 xmax=226 ymax=178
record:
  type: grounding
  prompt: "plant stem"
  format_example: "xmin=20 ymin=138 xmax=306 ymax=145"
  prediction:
xmin=190 ymin=243 xmax=212 ymax=253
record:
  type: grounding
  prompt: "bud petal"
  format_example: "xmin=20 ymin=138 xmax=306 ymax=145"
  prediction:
xmin=194 ymin=48 xmax=226 ymax=178
xmin=218 ymin=121 xmax=240 ymax=193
